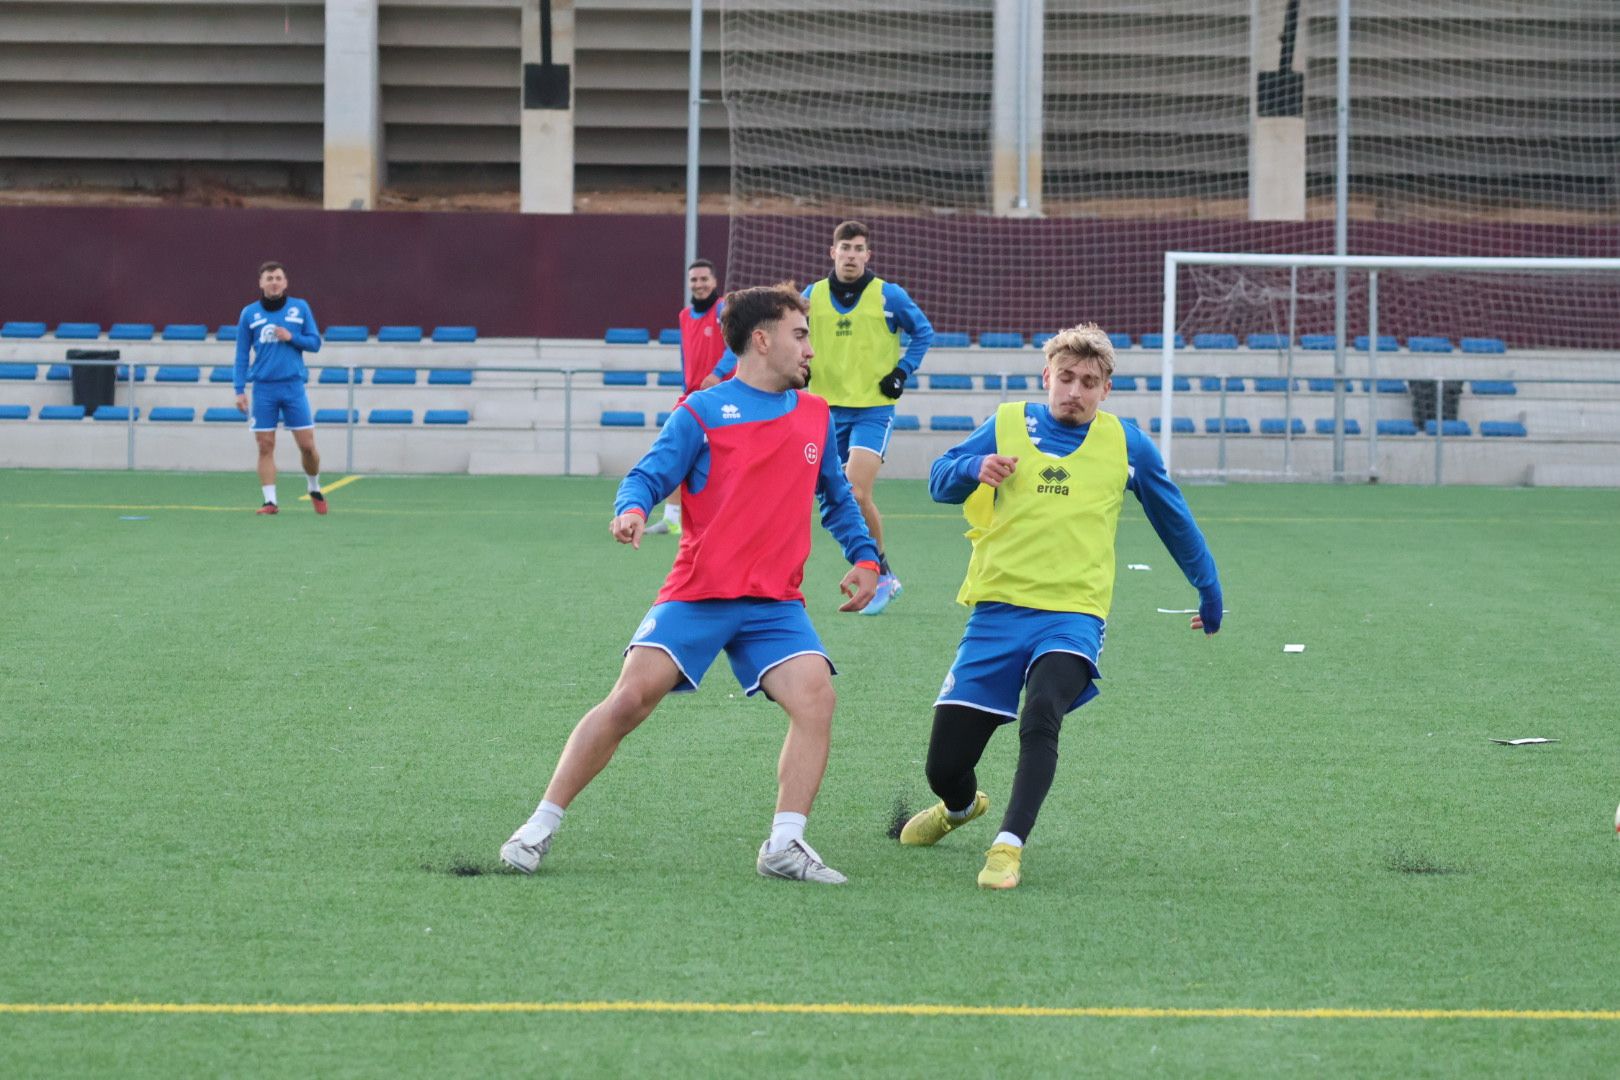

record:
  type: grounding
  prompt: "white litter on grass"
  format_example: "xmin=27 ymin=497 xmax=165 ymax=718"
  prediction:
xmin=1156 ymin=607 xmax=1230 ymax=615
xmin=1283 ymin=643 xmax=1306 ymax=653
xmin=118 ymin=515 xmax=150 ymax=521
xmin=1488 ymin=737 xmax=1559 ymax=746
xmin=1127 ymin=563 xmax=1152 ymax=571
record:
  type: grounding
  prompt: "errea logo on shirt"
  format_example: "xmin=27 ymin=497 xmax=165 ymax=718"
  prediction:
xmin=721 ymin=403 xmax=741 ymax=421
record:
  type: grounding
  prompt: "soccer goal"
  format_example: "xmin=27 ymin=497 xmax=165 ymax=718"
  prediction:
xmin=1155 ymin=252 xmax=1620 ymax=485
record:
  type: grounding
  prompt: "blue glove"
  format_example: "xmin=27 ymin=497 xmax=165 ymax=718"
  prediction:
xmin=1198 ymin=592 xmax=1223 ymax=635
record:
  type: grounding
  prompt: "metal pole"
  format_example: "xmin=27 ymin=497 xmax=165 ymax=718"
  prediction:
xmin=1367 ymin=271 xmax=1379 ymax=481
xmin=683 ymin=0 xmax=703 ymax=300
xmin=1217 ymin=379 xmax=1228 ymax=479
xmin=126 ymin=363 xmax=136 ymax=469
xmin=563 ymin=369 xmax=574 ymax=476
xmin=1015 ymin=0 xmax=1030 ymax=210
xmin=1433 ymin=377 xmax=1445 ymax=485
xmin=1160 ymin=252 xmax=1177 ymax=471
xmin=1332 ymin=0 xmax=1350 ymax=480
xmin=345 ymin=369 xmax=355 ymax=472
xmin=1284 ymin=266 xmax=1297 ymax=475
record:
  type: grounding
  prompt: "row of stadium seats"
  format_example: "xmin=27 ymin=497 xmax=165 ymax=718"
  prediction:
xmin=595 ymin=410 xmax=1529 ymax=437
xmin=0 ymin=363 xmax=475 ymax=385
xmin=0 ymin=322 xmax=478 ymax=343
xmin=0 ymin=404 xmax=470 ymax=424
xmin=604 ymin=327 xmax=1509 ymax=354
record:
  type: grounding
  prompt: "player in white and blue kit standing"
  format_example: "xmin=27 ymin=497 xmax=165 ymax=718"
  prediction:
xmin=233 ymin=261 xmax=328 ymax=516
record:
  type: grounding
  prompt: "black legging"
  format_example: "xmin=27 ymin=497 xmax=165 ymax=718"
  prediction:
xmin=923 ymin=651 xmax=1092 ymax=843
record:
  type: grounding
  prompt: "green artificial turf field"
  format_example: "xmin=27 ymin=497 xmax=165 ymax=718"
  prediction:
xmin=3 ymin=470 xmax=1618 ymax=1077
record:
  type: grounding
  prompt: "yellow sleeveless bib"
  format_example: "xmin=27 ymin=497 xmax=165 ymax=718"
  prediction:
xmin=957 ymin=403 xmax=1129 ymax=616
xmin=807 ymin=277 xmax=900 ymax=408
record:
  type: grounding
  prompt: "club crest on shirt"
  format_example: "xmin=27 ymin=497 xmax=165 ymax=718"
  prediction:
xmin=804 ymin=442 xmax=819 ymax=465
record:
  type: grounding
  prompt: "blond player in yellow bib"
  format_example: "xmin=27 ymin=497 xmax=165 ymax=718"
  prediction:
xmin=803 ymin=221 xmax=934 ymax=614
xmin=898 ymin=324 xmax=1223 ymax=889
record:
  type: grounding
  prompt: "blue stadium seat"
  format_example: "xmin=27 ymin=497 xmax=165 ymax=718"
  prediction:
xmin=930 ymin=374 xmax=973 ymax=390
xmin=1260 ymin=417 xmax=1306 ymax=435
xmin=431 ymin=326 xmax=478 ymax=343
xmin=1149 ymin=416 xmax=1196 ymax=434
xmin=933 ymin=332 xmax=971 ymax=348
xmin=603 ymin=371 xmax=648 ymax=386
xmin=1424 ymin=419 xmax=1472 ymax=437
xmin=325 ymin=326 xmax=370 ymax=343
xmin=210 ymin=367 xmax=236 ymax=383
xmin=658 ymin=328 xmax=682 ymax=346
xmin=656 ymin=370 xmax=684 ymax=387
xmin=1300 ymin=334 xmax=1338 ymax=351
xmin=428 ymin=369 xmax=474 ymax=385
xmin=47 ymin=364 xmax=71 ymax=381
xmin=930 ymin=415 xmax=976 ymax=431
xmin=981 ymin=374 xmax=1031 ymax=391
xmin=1193 ymin=333 xmax=1238 ymax=350
xmin=655 ymin=411 xmax=673 ymax=427
xmin=979 ymin=332 xmax=1024 ymax=348
xmin=1470 ymin=380 xmax=1516 ymax=395
xmin=1353 ymin=335 xmax=1400 ymax=352
xmin=116 ymin=365 xmax=148 ymax=382
xmin=0 ymin=404 xmax=29 ymax=420
xmin=203 ymin=407 xmax=246 ymax=422
xmin=1107 ymin=333 xmax=1133 ymax=350
xmin=1253 ymin=378 xmax=1290 ymax=393
xmin=601 ymin=410 xmax=646 ymax=427
xmin=604 ymin=327 xmax=650 ymax=344
xmin=1461 ymin=337 xmax=1506 ymax=354
xmin=1315 ymin=418 xmax=1361 ymax=435
xmin=314 ymin=409 xmax=359 ymax=425
xmin=1144 ymin=376 xmax=1191 ymax=392
xmin=40 ymin=404 xmax=86 ymax=420
xmin=0 ymin=363 xmax=38 ymax=380
xmin=1032 ymin=332 xmax=1058 ymax=348
xmin=892 ymin=414 xmax=921 ymax=431
xmin=1377 ymin=418 xmax=1419 ymax=436
xmin=2 ymin=321 xmax=46 ymax=338
xmin=1139 ymin=334 xmax=1186 ymax=349
xmin=905 ymin=373 xmax=919 ymax=389
xmin=1200 ymin=377 xmax=1245 ymax=392
xmin=1480 ymin=421 xmax=1527 ymax=437
xmin=109 ymin=323 xmax=155 ymax=341
xmin=372 ymin=368 xmax=417 ymax=385
xmin=1111 ymin=375 xmax=1138 ymax=392
xmin=149 ymin=406 xmax=195 ymax=423
xmin=1407 ymin=336 xmax=1454 ymax=353
xmin=319 ymin=367 xmax=362 ymax=384
xmin=216 ymin=324 xmax=239 ymax=341
xmin=1246 ymin=334 xmax=1288 ymax=350
xmin=1367 ymin=379 xmax=1407 ymax=394
xmin=1204 ymin=417 xmax=1251 ymax=434
xmin=1306 ymin=378 xmax=1342 ymax=392
xmin=155 ymin=366 xmax=201 ymax=383
xmin=424 ymin=409 xmax=470 ymax=425
xmin=162 ymin=324 xmax=209 ymax=341
xmin=377 ymin=326 xmax=423 ymax=343
xmin=56 ymin=323 xmax=101 ymax=339
xmin=368 ymin=408 xmax=414 ymax=424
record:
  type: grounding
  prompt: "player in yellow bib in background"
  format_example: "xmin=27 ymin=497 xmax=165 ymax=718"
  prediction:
xmin=898 ymin=324 xmax=1224 ymax=889
xmin=803 ymin=221 xmax=934 ymax=614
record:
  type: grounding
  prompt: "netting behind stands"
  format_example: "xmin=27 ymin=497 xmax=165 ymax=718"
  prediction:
xmin=721 ymin=0 xmax=1619 ymax=348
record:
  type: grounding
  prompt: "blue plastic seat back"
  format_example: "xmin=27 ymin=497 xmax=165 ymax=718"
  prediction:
xmin=149 ymin=406 xmax=195 ymax=422
xmin=431 ymin=326 xmax=478 ymax=343
xmin=377 ymin=326 xmax=423 ymax=343
xmin=424 ymin=409 xmax=470 ymax=425
xmin=162 ymin=324 xmax=209 ymax=341
xmin=428 ymin=369 xmax=474 ymax=385
xmin=604 ymin=327 xmax=650 ymax=345
xmin=325 ymin=326 xmax=370 ymax=343
xmin=368 ymin=408 xmax=414 ymax=424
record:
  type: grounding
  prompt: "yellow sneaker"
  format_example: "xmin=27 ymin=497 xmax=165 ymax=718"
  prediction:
xmin=898 ymin=791 xmax=989 ymax=846
xmin=977 ymin=843 xmax=1023 ymax=889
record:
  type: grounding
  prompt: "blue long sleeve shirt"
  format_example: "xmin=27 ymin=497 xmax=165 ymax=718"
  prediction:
xmin=233 ymin=297 xmax=322 ymax=394
xmin=799 ymin=279 xmax=934 ymax=376
xmin=615 ymin=378 xmax=880 ymax=567
xmin=930 ymin=403 xmax=1221 ymax=601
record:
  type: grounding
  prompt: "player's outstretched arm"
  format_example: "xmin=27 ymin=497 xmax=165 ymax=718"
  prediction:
xmin=614 ymin=407 xmax=706 ymax=527
xmin=1124 ymin=425 xmax=1222 ymax=634
xmin=928 ymin=416 xmax=998 ymax=503
xmin=814 ymin=415 xmax=881 ymax=567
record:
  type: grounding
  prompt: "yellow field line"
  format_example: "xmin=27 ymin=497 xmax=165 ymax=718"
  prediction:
xmin=298 ymin=474 xmax=363 ymax=502
xmin=1 ymin=1000 xmax=1616 ymax=1022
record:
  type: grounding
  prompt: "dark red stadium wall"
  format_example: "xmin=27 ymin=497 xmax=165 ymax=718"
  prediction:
xmin=1 ymin=206 xmax=1613 ymax=345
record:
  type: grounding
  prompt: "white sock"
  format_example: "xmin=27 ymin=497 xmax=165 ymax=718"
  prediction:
xmin=993 ymin=831 xmax=1024 ymax=848
xmin=945 ymin=799 xmax=977 ymax=822
xmin=663 ymin=503 xmax=681 ymax=525
xmin=767 ymin=811 xmax=807 ymax=853
xmin=261 ymin=484 xmax=276 ymax=505
xmin=307 ymin=473 xmax=321 ymax=493
xmin=516 ymin=799 xmax=565 ymax=844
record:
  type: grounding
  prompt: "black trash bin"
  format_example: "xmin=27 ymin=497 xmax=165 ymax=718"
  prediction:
xmin=67 ymin=348 xmax=120 ymax=412
xmin=1410 ymin=379 xmax=1461 ymax=428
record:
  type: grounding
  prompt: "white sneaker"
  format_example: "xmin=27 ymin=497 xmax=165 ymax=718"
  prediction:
xmin=756 ymin=838 xmax=847 ymax=884
xmin=500 ymin=830 xmax=553 ymax=875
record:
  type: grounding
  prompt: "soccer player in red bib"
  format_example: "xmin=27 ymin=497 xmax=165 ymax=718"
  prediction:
xmin=501 ymin=284 xmax=880 ymax=884
xmin=647 ymin=258 xmax=736 ymax=536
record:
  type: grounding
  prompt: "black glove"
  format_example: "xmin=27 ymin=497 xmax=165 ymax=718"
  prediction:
xmin=877 ymin=366 xmax=907 ymax=400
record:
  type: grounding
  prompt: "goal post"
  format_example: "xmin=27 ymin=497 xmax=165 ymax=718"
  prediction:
xmin=1158 ymin=252 xmax=1620 ymax=479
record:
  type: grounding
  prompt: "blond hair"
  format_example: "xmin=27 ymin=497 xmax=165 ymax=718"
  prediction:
xmin=1042 ymin=323 xmax=1115 ymax=379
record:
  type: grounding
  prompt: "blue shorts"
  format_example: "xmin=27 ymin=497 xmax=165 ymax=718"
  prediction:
xmin=935 ymin=602 xmax=1104 ymax=720
xmin=830 ymin=405 xmax=895 ymax=462
xmin=626 ymin=598 xmax=833 ymax=696
xmin=251 ymin=380 xmax=314 ymax=432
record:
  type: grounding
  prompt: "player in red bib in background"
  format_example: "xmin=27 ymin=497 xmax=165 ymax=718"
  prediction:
xmin=647 ymin=258 xmax=736 ymax=536
xmin=501 ymin=283 xmax=880 ymax=884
